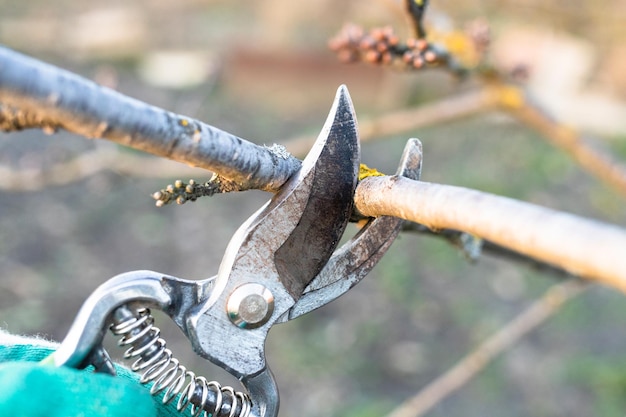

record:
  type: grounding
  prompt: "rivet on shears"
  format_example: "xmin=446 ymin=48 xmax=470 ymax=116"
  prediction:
xmin=227 ymin=283 xmax=275 ymax=329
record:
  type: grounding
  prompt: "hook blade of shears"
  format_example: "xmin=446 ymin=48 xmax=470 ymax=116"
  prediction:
xmin=278 ymin=138 xmax=423 ymax=322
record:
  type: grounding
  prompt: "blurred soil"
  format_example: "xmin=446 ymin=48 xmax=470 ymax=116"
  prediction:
xmin=1 ymin=1 xmax=626 ymax=416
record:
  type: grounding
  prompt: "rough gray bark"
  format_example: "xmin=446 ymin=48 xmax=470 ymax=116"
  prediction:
xmin=0 ymin=46 xmax=301 ymax=192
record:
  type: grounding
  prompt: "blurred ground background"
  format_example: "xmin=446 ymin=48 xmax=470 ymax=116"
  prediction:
xmin=1 ymin=1 xmax=626 ymax=416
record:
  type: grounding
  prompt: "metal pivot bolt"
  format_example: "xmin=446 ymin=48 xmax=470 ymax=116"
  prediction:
xmin=227 ymin=283 xmax=275 ymax=329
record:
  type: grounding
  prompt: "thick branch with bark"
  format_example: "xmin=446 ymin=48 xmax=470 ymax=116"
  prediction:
xmin=0 ymin=46 xmax=300 ymax=192
xmin=355 ymin=176 xmax=626 ymax=292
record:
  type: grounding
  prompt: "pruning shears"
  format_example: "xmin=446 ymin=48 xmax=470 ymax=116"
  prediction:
xmin=48 ymin=86 xmax=422 ymax=417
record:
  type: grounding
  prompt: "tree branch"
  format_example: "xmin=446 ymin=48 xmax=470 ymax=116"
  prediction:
xmin=355 ymin=176 xmax=626 ymax=292
xmin=283 ymin=88 xmax=498 ymax=157
xmin=384 ymin=279 xmax=587 ymax=417
xmin=2 ymin=47 xmax=626 ymax=293
xmin=326 ymin=8 xmax=626 ymax=198
xmin=287 ymin=84 xmax=626 ymax=199
xmin=502 ymin=89 xmax=626 ymax=197
xmin=0 ymin=46 xmax=300 ymax=193
xmin=404 ymin=0 xmax=429 ymax=39
xmin=404 ymin=224 xmax=576 ymax=278
xmin=0 ymin=145 xmax=206 ymax=191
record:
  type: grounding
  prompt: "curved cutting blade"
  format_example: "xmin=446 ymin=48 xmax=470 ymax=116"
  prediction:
xmin=273 ymin=85 xmax=361 ymax=298
xmin=187 ymin=85 xmax=360 ymax=378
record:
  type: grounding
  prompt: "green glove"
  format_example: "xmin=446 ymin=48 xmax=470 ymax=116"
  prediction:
xmin=0 ymin=341 xmax=177 ymax=417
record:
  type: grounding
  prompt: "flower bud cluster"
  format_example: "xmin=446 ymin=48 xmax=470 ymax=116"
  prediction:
xmin=329 ymin=24 xmax=401 ymax=65
xmin=152 ymin=176 xmax=221 ymax=207
xmin=402 ymin=38 xmax=447 ymax=68
xmin=329 ymin=23 xmax=458 ymax=71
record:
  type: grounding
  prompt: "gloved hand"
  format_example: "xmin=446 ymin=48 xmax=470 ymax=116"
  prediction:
xmin=0 ymin=362 xmax=156 ymax=417
xmin=0 ymin=332 xmax=176 ymax=417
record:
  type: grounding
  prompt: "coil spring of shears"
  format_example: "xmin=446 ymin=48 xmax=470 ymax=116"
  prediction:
xmin=109 ymin=306 xmax=252 ymax=417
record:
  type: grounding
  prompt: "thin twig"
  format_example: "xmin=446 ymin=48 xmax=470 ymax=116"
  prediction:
xmin=404 ymin=224 xmax=574 ymax=278
xmin=500 ymin=88 xmax=626 ymax=197
xmin=384 ymin=279 xmax=587 ymax=417
xmin=326 ymin=6 xmax=626 ymax=198
xmin=0 ymin=146 xmax=206 ymax=191
xmin=283 ymin=88 xmax=498 ymax=157
xmin=404 ymin=0 xmax=429 ymax=39
xmin=0 ymin=46 xmax=301 ymax=193
xmin=287 ymin=83 xmax=626 ymax=198
xmin=355 ymin=176 xmax=626 ymax=292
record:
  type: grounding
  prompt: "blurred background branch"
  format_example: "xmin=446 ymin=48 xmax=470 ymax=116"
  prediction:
xmin=0 ymin=143 xmax=204 ymax=191
xmin=326 ymin=2 xmax=626 ymax=198
xmin=385 ymin=278 xmax=587 ymax=417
